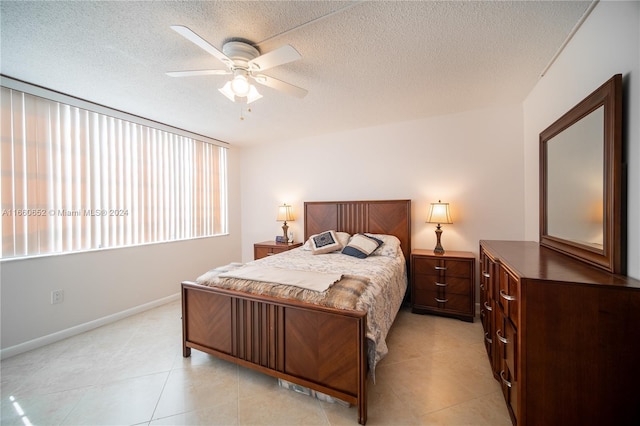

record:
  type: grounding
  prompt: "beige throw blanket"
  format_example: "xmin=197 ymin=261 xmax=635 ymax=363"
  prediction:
xmin=219 ymin=265 xmax=342 ymax=292
xmin=196 ymin=263 xmax=369 ymax=311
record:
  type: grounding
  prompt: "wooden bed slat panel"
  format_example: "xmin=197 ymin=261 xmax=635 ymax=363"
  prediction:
xmin=184 ymin=288 xmax=232 ymax=355
xmin=283 ymin=309 xmax=362 ymax=396
xmin=338 ymin=202 xmax=368 ymax=234
xmin=304 ymin=203 xmax=338 ymax=234
xmin=367 ymin=202 xmax=411 ymax=260
xmin=232 ymin=299 xmax=282 ymax=369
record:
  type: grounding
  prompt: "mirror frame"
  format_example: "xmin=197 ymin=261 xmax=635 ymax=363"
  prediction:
xmin=540 ymin=74 xmax=623 ymax=274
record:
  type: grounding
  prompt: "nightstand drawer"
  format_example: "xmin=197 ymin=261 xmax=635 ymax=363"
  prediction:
xmin=413 ymin=287 xmax=472 ymax=313
xmin=413 ymin=273 xmax=471 ymax=295
xmin=255 ymin=247 xmax=284 ymax=259
xmin=254 ymin=241 xmax=303 ymax=260
xmin=412 ymin=257 xmax=472 ymax=278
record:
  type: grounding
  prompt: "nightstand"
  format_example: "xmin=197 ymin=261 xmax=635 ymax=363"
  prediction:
xmin=254 ymin=240 xmax=303 ymax=260
xmin=410 ymin=249 xmax=476 ymax=322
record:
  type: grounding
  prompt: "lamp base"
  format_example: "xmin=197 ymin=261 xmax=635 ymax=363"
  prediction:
xmin=281 ymin=222 xmax=289 ymax=244
xmin=433 ymin=225 xmax=445 ymax=254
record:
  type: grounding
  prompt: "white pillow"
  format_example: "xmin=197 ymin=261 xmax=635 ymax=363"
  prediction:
xmin=303 ymin=231 xmax=350 ymax=251
xmin=341 ymin=233 xmax=383 ymax=259
xmin=366 ymin=233 xmax=401 ymax=257
xmin=336 ymin=231 xmax=351 ymax=248
xmin=309 ymin=230 xmax=343 ymax=254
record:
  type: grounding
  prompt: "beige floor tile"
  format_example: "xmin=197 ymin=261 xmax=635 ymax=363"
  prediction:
xmin=150 ymin=403 xmax=240 ymax=425
xmin=238 ymin=387 xmax=329 ymax=425
xmin=317 ymin=399 xmax=356 ymax=426
xmin=237 ymin=365 xmax=281 ymax=400
xmin=418 ymin=390 xmax=512 ymax=426
xmin=0 ymin=388 xmax=85 ymax=426
xmin=61 ymin=372 xmax=168 ymax=425
xmin=153 ymin=360 xmax=238 ymax=420
xmin=8 ymin=351 xmax=113 ymax=397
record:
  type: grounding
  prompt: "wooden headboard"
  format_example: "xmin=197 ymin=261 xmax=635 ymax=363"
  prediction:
xmin=304 ymin=199 xmax=411 ymax=261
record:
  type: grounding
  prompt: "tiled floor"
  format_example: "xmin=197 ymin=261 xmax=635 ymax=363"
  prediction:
xmin=1 ymin=300 xmax=511 ymax=425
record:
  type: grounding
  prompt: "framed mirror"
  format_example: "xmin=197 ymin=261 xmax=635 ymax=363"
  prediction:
xmin=540 ymin=74 xmax=623 ymax=274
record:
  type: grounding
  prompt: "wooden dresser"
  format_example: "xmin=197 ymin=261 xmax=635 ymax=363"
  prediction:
xmin=253 ymin=240 xmax=302 ymax=260
xmin=410 ymin=249 xmax=475 ymax=322
xmin=479 ymin=240 xmax=640 ymax=426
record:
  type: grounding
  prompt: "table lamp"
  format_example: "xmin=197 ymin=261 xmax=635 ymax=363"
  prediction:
xmin=276 ymin=204 xmax=295 ymax=243
xmin=426 ymin=200 xmax=453 ymax=254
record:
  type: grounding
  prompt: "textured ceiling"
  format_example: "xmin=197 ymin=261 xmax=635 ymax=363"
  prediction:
xmin=0 ymin=1 xmax=593 ymax=146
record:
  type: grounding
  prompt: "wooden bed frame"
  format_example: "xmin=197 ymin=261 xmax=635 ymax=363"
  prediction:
xmin=181 ymin=199 xmax=411 ymax=424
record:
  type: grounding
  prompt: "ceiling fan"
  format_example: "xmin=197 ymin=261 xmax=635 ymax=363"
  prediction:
xmin=167 ymin=25 xmax=308 ymax=104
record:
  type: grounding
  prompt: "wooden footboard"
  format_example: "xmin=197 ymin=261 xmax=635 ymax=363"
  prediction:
xmin=181 ymin=281 xmax=368 ymax=424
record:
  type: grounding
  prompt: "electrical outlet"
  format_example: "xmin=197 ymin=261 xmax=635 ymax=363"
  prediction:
xmin=51 ymin=289 xmax=64 ymax=304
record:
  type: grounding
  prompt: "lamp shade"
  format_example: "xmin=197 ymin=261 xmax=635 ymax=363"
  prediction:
xmin=276 ymin=204 xmax=295 ymax=222
xmin=245 ymin=85 xmax=263 ymax=104
xmin=426 ymin=200 xmax=453 ymax=225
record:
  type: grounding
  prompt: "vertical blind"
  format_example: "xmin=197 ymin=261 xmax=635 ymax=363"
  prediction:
xmin=1 ymin=87 xmax=227 ymax=259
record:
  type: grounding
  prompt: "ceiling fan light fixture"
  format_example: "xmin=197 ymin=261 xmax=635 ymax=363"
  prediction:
xmin=218 ymin=80 xmax=262 ymax=104
xmin=230 ymin=73 xmax=250 ymax=97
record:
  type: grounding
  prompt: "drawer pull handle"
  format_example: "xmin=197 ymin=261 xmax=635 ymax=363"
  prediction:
xmin=435 ymin=282 xmax=447 ymax=287
xmin=496 ymin=329 xmax=508 ymax=344
xmin=435 ymin=297 xmax=448 ymax=303
xmin=500 ymin=370 xmax=512 ymax=388
xmin=480 ymin=283 xmax=485 ymax=291
xmin=500 ymin=290 xmax=517 ymax=302
xmin=482 ymin=272 xmax=490 ymax=278
xmin=484 ymin=332 xmax=493 ymax=344
xmin=483 ymin=301 xmax=492 ymax=312
xmin=435 ymin=266 xmax=447 ymax=270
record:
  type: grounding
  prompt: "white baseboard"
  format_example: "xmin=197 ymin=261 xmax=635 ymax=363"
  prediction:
xmin=0 ymin=293 xmax=180 ymax=360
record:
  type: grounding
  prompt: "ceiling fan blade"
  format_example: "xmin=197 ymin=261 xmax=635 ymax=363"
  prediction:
xmin=170 ymin=25 xmax=233 ymax=68
xmin=166 ymin=70 xmax=231 ymax=77
xmin=249 ymin=45 xmax=301 ymax=71
xmin=253 ymin=74 xmax=308 ymax=99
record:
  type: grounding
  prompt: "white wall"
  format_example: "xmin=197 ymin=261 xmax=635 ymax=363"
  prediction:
xmin=0 ymin=146 xmax=242 ymax=354
xmin=240 ymin=104 xmax=525 ymax=262
xmin=523 ymin=0 xmax=640 ymax=279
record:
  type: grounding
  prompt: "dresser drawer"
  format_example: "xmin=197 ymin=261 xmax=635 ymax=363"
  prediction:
xmin=496 ymin=308 xmax=518 ymax=421
xmin=498 ymin=265 xmax=519 ymax=328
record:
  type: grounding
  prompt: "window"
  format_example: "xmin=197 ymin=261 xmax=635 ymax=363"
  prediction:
xmin=1 ymin=85 xmax=227 ymax=259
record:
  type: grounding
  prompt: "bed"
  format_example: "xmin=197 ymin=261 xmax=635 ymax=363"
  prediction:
xmin=181 ymin=199 xmax=411 ymax=424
